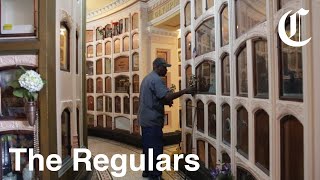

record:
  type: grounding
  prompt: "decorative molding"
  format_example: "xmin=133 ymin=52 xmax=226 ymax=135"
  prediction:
xmin=60 ymin=9 xmax=74 ymax=30
xmin=60 ymin=100 xmax=73 ymax=113
xmin=0 ymin=55 xmax=38 ymax=68
xmin=87 ymin=0 xmax=137 ymax=20
xmin=148 ymin=27 xmax=178 ymax=37
xmin=276 ymin=102 xmax=304 ymax=122
xmin=251 ymin=100 xmax=271 ymax=114
xmin=234 ymin=97 xmax=250 ymax=110
xmin=0 ymin=121 xmax=33 ymax=132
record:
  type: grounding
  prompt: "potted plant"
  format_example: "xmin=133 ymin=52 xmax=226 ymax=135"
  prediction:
xmin=9 ymin=67 xmax=45 ymax=126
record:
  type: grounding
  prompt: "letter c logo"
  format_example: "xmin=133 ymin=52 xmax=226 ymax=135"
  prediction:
xmin=278 ymin=8 xmax=311 ymax=47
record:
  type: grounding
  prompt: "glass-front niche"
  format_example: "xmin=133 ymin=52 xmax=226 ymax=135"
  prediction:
xmin=0 ymin=0 xmax=37 ymax=36
xmin=1 ymin=133 xmax=34 ymax=179
xmin=0 ymin=69 xmax=26 ymax=119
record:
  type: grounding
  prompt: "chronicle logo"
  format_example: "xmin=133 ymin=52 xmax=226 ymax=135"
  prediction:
xmin=278 ymin=8 xmax=311 ymax=47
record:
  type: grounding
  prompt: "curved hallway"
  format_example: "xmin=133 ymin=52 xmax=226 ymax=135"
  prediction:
xmin=88 ymin=136 xmax=188 ymax=180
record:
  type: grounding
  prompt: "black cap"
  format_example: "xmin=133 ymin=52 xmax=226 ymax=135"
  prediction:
xmin=153 ymin=58 xmax=171 ymax=67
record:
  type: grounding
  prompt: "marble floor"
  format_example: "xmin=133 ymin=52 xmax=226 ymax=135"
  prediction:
xmin=88 ymin=136 xmax=188 ymax=180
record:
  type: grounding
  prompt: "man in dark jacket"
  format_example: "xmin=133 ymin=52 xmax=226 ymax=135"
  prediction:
xmin=138 ymin=58 xmax=195 ymax=180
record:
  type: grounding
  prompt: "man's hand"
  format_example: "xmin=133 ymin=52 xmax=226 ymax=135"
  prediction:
xmin=184 ymin=86 xmax=196 ymax=95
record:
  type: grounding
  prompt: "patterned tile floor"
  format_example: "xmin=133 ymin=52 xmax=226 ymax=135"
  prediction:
xmin=88 ymin=136 xmax=188 ymax=180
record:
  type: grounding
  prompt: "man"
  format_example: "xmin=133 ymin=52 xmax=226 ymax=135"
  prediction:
xmin=138 ymin=58 xmax=195 ymax=180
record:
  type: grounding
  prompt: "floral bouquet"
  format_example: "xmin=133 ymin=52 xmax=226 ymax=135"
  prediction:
xmin=9 ymin=67 xmax=45 ymax=125
xmin=9 ymin=67 xmax=45 ymax=102
xmin=169 ymin=84 xmax=176 ymax=93
xmin=210 ymin=163 xmax=233 ymax=180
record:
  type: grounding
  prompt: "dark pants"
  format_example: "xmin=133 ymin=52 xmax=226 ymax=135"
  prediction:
xmin=142 ymin=126 xmax=163 ymax=178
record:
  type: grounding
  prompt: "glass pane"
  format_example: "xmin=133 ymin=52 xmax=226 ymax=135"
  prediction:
xmin=1 ymin=0 xmax=35 ymax=35
xmin=255 ymin=110 xmax=269 ymax=172
xmin=105 ymin=77 xmax=111 ymax=93
xmin=115 ymin=76 xmax=129 ymax=93
xmin=123 ymin=36 xmax=129 ymax=51
xmin=195 ymin=0 xmax=202 ymax=19
xmin=197 ymin=101 xmax=204 ymax=132
xmin=0 ymin=133 xmax=34 ymax=179
xmin=87 ymin=114 xmax=94 ymax=127
xmin=221 ymin=6 xmax=229 ymax=46
xmin=133 ymin=97 xmax=139 ymax=115
xmin=105 ymin=24 xmax=112 ymax=38
xmin=222 ymin=104 xmax=231 ymax=145
xmin=119 ymin=19 xmax=123 ymax=34
xmin=96 ymin=27 xmax=104 ymax=40
xmin=208 ymin=102 xmax=216 ymax=138
xmin=124 ymin=18 xmax=129 ymax=32
xmin=114 ymin=39 xmax=120 ymax=53
xmin=281 ymin=116 xmax=303 ymax=180
xmin=87 ymin=96 xmax=94 ymax=111
xmin=61 ymin=109 xmax=71 ymax=159
xmin=86 ymin=61 xmax=93 ymax=75
xmin=97 ymin=115 xmax=103 ymax=127
xmin=105 ymin=41 xmax=111 ymax=55
xmin=86 ymin=30 xmax=93 ymax=42
xmin=87 ymin=79 xmax=94 ymax=93
xmin=87 ymin=45 xmax=93 ymax=58
xmin=196 ymin=17 xmax=215 ymax=55
xmin=96 ymin=59 xmax=102 ymax=75
xmin=186 ymin=134 xmax=192 ymax=154
xmin=133 ymin=119 xmax=140 ymax=134
xmin=106 ymin=115 xmax=112 ymax=128
xmin=185 ymin=33 xmax=192 ymax=60
xmin=222 ymin=152 xmax=231 ymax=163
xmin=133 ymin=75 xmax=139 ymax=93
xmin=185 ymin=2 xmax=191 ymax=26
xmin=237 ymin=167 xmax=257 ymax=180
xmin=208 ymin=144 xmax=216 ymax=169
xmin=197 ymin=140 xmax=205 ymax=165
xmin=280 ymin=23 xmax=303 ymax=100
xmin=185 ymin=65 xmax=192 ymax=88
xmin=186 ymin=100 xmax=192 ymax=128
xmin=115 ymin=96 xmax=121 ymax=113
xmin=60 ymin=23 xmax=70 ymax=71
xmin=123 ymin=97 xmax=130 ymax=114
xmin=196 ymin=61 xmax=216 ymax=94
xmin=132 ymin=34 xmax=139 ymax=49
xmin=96 ymin=43 xmax=102 ymax=57
xmin=132 ymin=13 xmax=139 ymax=30
xmin=0 ymin=69 xmax=26 ymax=119
xmin=237 ymin=46 xmax=248 ymax=96
xmin=254 ymin=40 xmax=268 ymax=98
xmin=207 ymin=0 xmax=214 ymax=9
xmin=105 ymin=97 xmax=112 ymax=112
xmin=96 ymin=78 xmax=103 ymax=93
xmin=114 ymin=56 xmax=129 ymax=73
xmin=237 ymin=107 xmax=248 ymax=157
xmin=97 ymin=96 xmax=103 ymax=111
xmin=236 ymin=0 xmax=266 ymax=37
xmin=105 ymin=58 xmax=111 ymax=74
xmin=132 ymin=53 xmax=139 ymax=71
xmin=222 ymin=56 xmax=230 ymax=95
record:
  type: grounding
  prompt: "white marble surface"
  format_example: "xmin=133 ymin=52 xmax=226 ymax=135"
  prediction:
xmin=88 ymin=136 xmax=187 ymax=180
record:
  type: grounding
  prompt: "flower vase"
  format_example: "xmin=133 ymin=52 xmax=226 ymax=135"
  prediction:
xmin=25 ymin=101 xmax=36 ymax=126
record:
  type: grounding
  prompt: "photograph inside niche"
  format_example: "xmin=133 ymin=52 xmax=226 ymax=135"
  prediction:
xmin=60 ymin=23 xmax=70 ymax=71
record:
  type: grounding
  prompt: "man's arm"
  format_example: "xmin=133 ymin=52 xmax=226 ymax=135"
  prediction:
xmin=163 ymin=87 xmax=195 ymax=103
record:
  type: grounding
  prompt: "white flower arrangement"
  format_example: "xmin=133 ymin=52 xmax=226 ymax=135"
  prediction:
xmin=9 ymin=67 xmax=46 ymax=102
xmin=19 ymin=70 xmax=44 ymax=92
